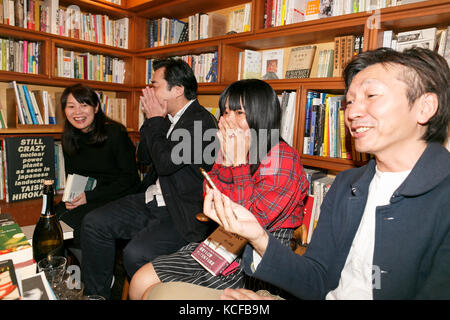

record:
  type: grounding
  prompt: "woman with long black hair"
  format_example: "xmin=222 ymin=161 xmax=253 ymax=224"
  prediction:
xmin=56 ymin=84 xmax=140 ymax=249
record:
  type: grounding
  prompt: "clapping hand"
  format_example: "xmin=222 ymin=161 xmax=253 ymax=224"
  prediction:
xmin=140 ymin=86 xmax=168 ymax=119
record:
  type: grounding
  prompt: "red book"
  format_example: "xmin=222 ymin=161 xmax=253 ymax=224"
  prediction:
xmin=191 ymin=226 xmax=247 ymax=276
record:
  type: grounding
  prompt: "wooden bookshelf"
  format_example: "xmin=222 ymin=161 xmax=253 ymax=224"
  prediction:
xmin=0 ymin=0 xmax=449 ymax=224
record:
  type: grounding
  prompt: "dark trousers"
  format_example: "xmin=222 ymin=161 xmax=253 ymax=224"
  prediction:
xmin=80 ymin=192 xmax=189 ymax=299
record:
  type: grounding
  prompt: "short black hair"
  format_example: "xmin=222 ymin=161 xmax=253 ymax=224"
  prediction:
xmin=344 ymin=47 xmax=450 ymax=144
xmin=61 ymin=84 xmax=125 ymax=155
xmin=153 ymin=59 xmax=198 ymax=100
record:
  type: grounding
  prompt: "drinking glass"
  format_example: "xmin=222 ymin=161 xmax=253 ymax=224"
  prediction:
xmin=37 ymin=256 xmax=67 ymax=298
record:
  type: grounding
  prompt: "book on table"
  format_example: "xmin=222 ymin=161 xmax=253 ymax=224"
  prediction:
xmin=0 ymin=259 xmax=21 ymax=300
xmin=62 ymin=173 xmax=97 ymax=202
xmin=0 ymin=213 xmax=35 ymax=279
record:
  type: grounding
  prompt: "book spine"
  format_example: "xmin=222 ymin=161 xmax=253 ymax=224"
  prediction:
xmin=21 ymin=85 xmax=38 ymax=124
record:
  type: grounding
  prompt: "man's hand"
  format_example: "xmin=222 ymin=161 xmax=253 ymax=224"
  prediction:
xmin=203 ymin=187 xmax=269 ymax=257
xmin=141 ymin=86 xmax=168 ymax=119
xmin=65 ymin=192 xmax=87 ymax=210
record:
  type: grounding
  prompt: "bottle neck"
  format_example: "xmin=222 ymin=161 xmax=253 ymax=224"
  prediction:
xmin=41 ymin=187 xmax=55 ymax=217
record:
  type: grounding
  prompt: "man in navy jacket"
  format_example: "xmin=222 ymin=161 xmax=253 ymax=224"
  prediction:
xmin=203 ymin=47 xmax=450 ymax=299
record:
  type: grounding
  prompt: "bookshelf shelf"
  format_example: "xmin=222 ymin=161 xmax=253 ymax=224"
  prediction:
xmin=301 ymin=154 xmax=365 ymax=172
xmin=130 ymin=0 xmax=251 ymax=18
xmin=59 ymin=0 xmax=131 ymax=17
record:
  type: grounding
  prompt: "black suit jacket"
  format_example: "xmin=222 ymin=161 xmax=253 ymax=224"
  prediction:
xmin=137 ymin=100 xmax=218 ymax=242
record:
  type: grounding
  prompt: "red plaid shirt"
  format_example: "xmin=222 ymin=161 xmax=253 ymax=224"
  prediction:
xmin=204 ymin=141 xmax=308 ymax=231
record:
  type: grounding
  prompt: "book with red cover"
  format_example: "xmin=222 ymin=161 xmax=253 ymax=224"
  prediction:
xmin=191 ymin=226 xmax=247 ymax=276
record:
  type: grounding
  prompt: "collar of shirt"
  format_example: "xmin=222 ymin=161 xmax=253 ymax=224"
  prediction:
xmin=167 ymin=99 xmax=195 ymax=137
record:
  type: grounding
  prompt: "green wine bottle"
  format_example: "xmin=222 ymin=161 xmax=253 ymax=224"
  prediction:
xmin=32 ymin=180 xmax=64 ymax=264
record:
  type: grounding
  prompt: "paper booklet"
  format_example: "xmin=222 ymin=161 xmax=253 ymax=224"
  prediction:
xmin=62 ymin=174 xmax=97 ymax=202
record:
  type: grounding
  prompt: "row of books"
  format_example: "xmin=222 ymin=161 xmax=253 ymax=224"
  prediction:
xmin=303 ymin=90 xmax=369 ymax=162
xmin=279 ymin=91 xmax=297 ymax=146
xmin=188 ymin=12 xmax=227 ymax=42
xmin=97 ymin=93 xmax=128 ymax=128
xmin=56 ymin=47 xmax=126 ymax=84
xmin=146 ymin=18 xmax=188 ymax=48
xmin=0 ymin=38 xmax=41 ymax=75
xmin=264 ymin=0 xmax=406 ymax=28
xmin=302 ymin=169 xmax=335 ymax=244
xmin=8 ymin=81 xmax=57 ymax=126
xmin=382 ymin=26 xmax=450 ymax=65
xmin=145 ymin=4 xmax=251 ymax=48
xmin=1 ymin=0 xmax=129 ymax=49
xmin=237 ymin=34 xmax=362 ymax=80
xmin=146 ymin=52 xmax=218 ymax=84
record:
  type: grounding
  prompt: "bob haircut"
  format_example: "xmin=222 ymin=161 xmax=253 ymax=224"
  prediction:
xmin=344 ymin=47 xmax=449 ymax=144
xmin=218 ymin=79 xmax=282 ymax=174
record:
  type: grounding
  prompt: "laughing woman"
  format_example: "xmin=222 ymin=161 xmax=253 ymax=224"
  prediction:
xmin=56 ymin=84 xmax=140 ymax=251
xmin=129 ymin=79 xmax=310 ymax=300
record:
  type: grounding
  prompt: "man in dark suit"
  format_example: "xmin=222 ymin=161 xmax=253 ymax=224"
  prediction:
xmin=80 ymin=59 xmax=218 ymax=299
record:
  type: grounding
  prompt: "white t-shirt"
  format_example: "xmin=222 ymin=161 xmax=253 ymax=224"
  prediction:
xmin=326 ymin=166 xmax=410 ymax=300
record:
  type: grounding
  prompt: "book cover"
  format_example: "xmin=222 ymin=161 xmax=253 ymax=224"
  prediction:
xmin=396 ymin=27 xmax=437 ymax=52
xmin=286 ymin=0 xmax=307 ymax=24
xmin=4 ymin=136 xmax=55 ymax=202
xmin=0 ymin=213 xmax=31 ymax=253
xmin=20 ymin=271 xmax=56 ymax=300
xmin=62 ymin=173 xmax=97 ymax=202
xmin=261 ymin=48 xmax=284 ymax=80
xmin=319 ymin=0 xmax=334 ymax=18
xmin=0 ymin=259 xmax=21 ymax=300
xmin=241 ymin=49 xmax=262 ymax=79
xmin=285 ymin=45 xmax=316 ymax=79
xmin=305 ymin=0 xmax=320 ymax=21
xmin=0 ymin=214 xmax=33 ymax=267
xmin=191 ymin=226 xmax=247 ymax=276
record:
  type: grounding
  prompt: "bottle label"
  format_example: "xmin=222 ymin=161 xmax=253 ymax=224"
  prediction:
xmin=41 ymin=194 xmax=47 ymax=214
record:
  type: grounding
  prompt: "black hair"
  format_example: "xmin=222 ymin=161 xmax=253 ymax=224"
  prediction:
xmin=219 ymin=79 xmax=282 ymax=174
xmin=153 ymin=59 xmax=198 ymax=100
xmin=344 ymin=47 xmax=449 ymax=144
xmin=60 ymin=84 xmax=126 ymax=155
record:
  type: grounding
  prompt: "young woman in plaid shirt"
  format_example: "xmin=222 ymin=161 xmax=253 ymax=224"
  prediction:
xmin=129 ymin=79 xmax=309 ymax=300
